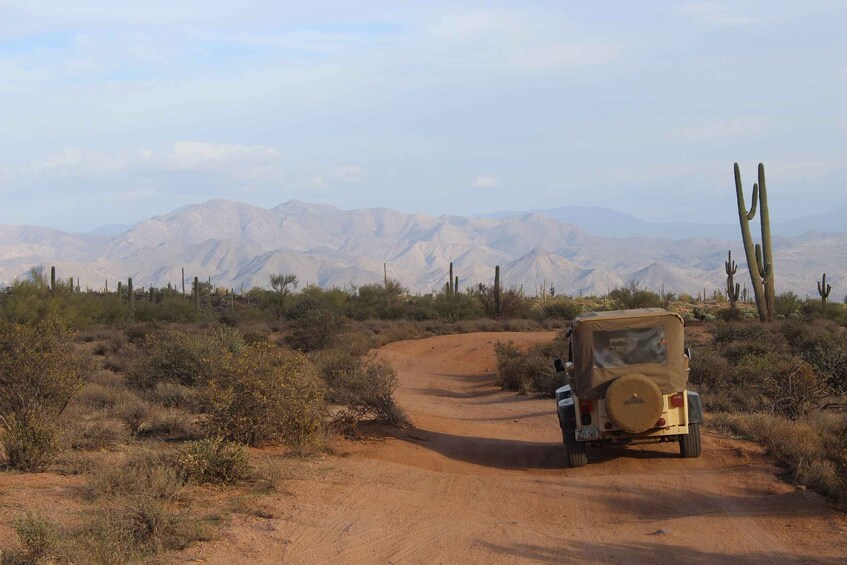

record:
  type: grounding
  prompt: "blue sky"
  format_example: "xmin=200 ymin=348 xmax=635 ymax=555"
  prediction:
xmin=0 ymin=1 xmax=845 ymax=231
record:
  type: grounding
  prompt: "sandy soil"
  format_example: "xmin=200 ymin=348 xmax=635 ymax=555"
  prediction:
xmin=177 ymin=331 xmax=847 ymax=564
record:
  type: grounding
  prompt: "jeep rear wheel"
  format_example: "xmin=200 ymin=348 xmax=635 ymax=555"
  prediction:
xmin=679 ymin=422 xmax=702 ymax=458
xmin=562 ymin=427 xmax=588 ymax=467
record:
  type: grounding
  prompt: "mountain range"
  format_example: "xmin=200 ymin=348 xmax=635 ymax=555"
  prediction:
xmin=0 ymin=199 xmax=844 ymax=299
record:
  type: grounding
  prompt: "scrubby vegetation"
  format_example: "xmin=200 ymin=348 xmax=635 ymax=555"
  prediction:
xmin=2 ymin=268 xmax=846 ymax=561
xmin=690 ymin=319 xmax=847 ymax=504
xmin=494 ymin=331 xmax=569 ymax=396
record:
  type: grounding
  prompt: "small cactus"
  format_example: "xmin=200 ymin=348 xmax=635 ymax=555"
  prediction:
xmin=817 ymin=273 xmax=832 ymax=310
xmin=128 ymin=278 xmax=135 ymax=321
xmin=494 ymin=265 xmax=501 ymax=316
xmin=725 ymin=250 xmax=740 ymax=308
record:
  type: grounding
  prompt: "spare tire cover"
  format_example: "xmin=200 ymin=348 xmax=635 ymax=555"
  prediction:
xmin=604 ymin=373 xmax=663 ymax=433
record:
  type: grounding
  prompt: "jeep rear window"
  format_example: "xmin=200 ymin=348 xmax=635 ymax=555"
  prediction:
xmin=592 ymin=327 xmax=667 ymax=368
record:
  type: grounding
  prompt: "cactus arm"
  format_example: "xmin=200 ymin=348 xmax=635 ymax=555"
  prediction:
xmin=757 ymin=163 xmax=775 ymax=321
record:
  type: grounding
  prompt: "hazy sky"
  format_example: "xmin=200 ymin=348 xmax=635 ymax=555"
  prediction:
xmin=1 ymin=1 xmax=845 ymax=231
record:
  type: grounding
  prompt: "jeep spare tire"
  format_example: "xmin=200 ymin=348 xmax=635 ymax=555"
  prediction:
xmin=604 ymin=374 xmax=663 ymax=433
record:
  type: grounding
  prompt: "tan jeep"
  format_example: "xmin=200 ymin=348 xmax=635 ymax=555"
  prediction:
xmin=554 ymin=308 xmax=702 ymax=467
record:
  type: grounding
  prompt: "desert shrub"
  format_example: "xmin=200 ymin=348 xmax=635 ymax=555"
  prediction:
xmin=285 ymin=299 xmax=347 ymax=352
xmin=87 ymin=449 xmax=184 ymax=501
xmin=735 ymin=353 xmax=828 ymax=419
xmin=716 ymin=307 xmax=742 ymax=321
xmin=126 ymin=329 xmax=222 ymax=389
xmin=345 ymin=281 xmax=408 ymax=320
xmin=0 ymin=316 xmax=86 ymax=470
xmin=242 ymin=330 xmax=270 ymax=346
xmin=688 ymin=347 xmax=733 ymax=390
xmin=10 ymin=512 xmax=60 ymax=564
xmin=541 ymin=298 xmax=582 ymax=320
xmin=710 ymin=322 xmax=780 ymax=363
xmin=68 ymin=421 xmax=122 ymax=451
xmin=113 ymin=395 xmax=153 ymax=436
xmin=494 ymin=336 xmax=566 ymax=396
xmin=775 ymin=291 xmax=802 ymax=318
xmin=711 ymin=322 xmax=768 ymax=345
xmin=711 ymin=411 xmax=847 ymax=503
xmin=1 ymin=414 xmax=60 ymax=472
xmin=314 ymin=349 xmax=407 ymax=427
xmin=203 ymin=345 xmax=325 ymax=447
xmin=494 ymin=342 xmax=531 ymax=392
xmin=147 ymin=382 xmax=201 ymax=412
xmin=96 ymin=497 xmax=207 ymax=556
xmin=211 ymin=324 xmax=246 ymax=355
xmin=177 ymin=437 xmax=251 ymax=485
xmin=78 ymin=382 xmax=124 ymax=410
xmin=607 ymin=281 xmax=661 ymax=310
xmin=140 ymin=409 xmax=199 ymax=440
xmin=782 ymin=319 xmax=847 ymax=393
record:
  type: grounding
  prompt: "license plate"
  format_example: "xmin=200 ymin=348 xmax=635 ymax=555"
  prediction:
xmin=577 ymin=428 xmax=600 ymax=440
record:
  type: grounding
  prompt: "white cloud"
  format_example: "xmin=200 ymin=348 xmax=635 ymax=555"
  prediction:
xmin=677 ymin=1 xmax=761 ymax=27
xmin=307 ymin=175 xmax=326 ymax=189
xmin=473 ymin=175 xmax=498 ymax=189
xmin=336 ymin=165 xmax=365 ymax=182
xmin=169 ymin=141 xmax=279 ymax=169
xmin=1 ymin=142 xmax=286 ymax=196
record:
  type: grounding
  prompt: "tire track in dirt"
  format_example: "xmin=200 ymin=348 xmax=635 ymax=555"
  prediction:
xmin=180 ymin=332 xmax=847 ymax=564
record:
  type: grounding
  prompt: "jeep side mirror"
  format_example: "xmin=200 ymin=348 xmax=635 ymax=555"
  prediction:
xmin=554 ymin=358 xmax=566 ymax=373
xmin=684 ymin=347 xmax=692 ymax=360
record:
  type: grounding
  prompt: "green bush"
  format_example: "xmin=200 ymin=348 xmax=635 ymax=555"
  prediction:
xmin=2 ymin=414 xmax=60 ymax=472
xmin=0 ymin=316 xmax=86 ymax=470
xmin=607 ymin=281 xmax=661 ymax=310
xmin=688 ymin=347 xmax=733 ymax=390
xmin=774 ymin=291 xmax=802 ymax=318
xmin=11 ymin=512 xmax=59 ymax=564
xmin=494 ymin=334 xmax=567 ymax=396
xmin=203 ymin=345 xmax=325 ymax=447
xmin=177 ymin=437 xmax=250 ymax=485
xmin=126 ymin=329 xmax=222 ymax=389
xmin=285 ymin=299 xmax=347 ymax=352
xmin=541 ymin=298 xmax=582 ymax=320
xmin=87 ymin=449 xmax=184 ymax=501
xmin=735 ymin=353 xmax=827 ymax=419
xmin=782 ymin=319 xmax=847 ymax=394
xmin=313 ymin=349 xmax=407 ymax=427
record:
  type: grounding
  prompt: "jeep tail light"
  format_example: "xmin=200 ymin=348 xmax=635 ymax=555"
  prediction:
xmin=671 ymin=392 xmax=685 ymax=408
xmin=579 ymin=400 xmax=593 ymax=414
xmin=604 ymin=422 xmax=613 ymax=430
xmin=656 ymin=417 xmax=666 ymax=427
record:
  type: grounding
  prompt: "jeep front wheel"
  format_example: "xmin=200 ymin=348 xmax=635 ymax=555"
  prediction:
xmin=679 ymin=423 xmax=702 ymax=458
xmin=562 ymin=428 xmax=588 ymax=467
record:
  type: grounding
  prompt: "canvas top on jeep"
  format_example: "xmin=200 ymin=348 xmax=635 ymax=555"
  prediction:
xmin=570 ymin=308 xmax=687 ymax=399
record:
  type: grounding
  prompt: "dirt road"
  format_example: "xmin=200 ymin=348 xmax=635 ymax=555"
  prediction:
xmin=187 ymin=332 xmax=847 ymax=564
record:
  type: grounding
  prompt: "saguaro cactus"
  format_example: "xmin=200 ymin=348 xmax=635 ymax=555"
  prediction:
xmin=50 ymin=266 xmax=56 ymax=292
xmin=725 ymin=250 xmax=740 ymax=309
xmin=734 ymin=162 xmax=775 ymax=322
xmin=193 ymin=276 xmax=200 ymax=311
xmin=182 ymin=267 xmax=186 ymax=299
xmin=817 ymin=273 xmax=832 ymax=310
xmin=494 ymin=265 xmax=501 ymax=316
xmin=449 ymin=262 xmax=454 ymax=296
xmin=128 ymin=278 xmax=135 ymax=321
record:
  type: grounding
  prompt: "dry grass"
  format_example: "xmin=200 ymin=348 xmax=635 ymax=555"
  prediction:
xmin=710 ymin=411 xmax=847 ymax=504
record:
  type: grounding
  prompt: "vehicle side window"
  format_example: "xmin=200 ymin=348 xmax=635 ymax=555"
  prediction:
xmin=592 ymin=327 xmax=667 ymax=368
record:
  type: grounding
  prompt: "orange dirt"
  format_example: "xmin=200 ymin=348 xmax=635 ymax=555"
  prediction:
xmin=178 ymin=331 xmax=847 ymax=564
